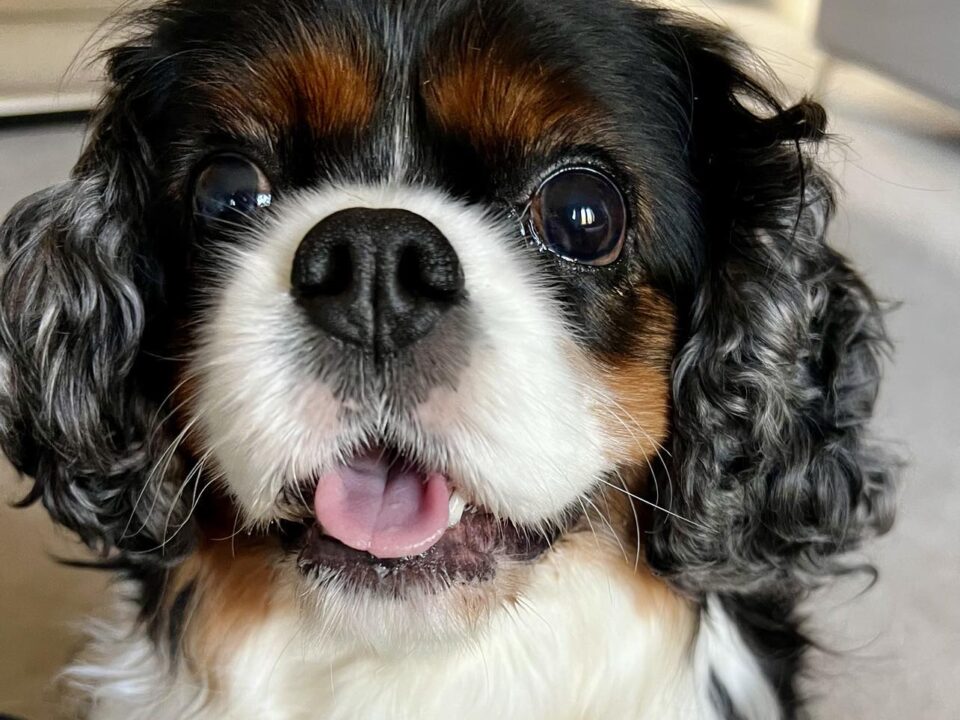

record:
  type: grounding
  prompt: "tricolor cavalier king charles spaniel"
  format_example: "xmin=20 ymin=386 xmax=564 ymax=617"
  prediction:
xmin=0 ymin=0 xmax=895 ymax=718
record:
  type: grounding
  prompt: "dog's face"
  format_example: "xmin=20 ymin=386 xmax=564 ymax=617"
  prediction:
xmin=0 ymin=0 xmax=893 ymax=646
xmin=159 ymin=0 xmax=683 ymax=635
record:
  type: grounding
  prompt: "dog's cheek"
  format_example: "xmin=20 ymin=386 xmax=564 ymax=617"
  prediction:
xmin=590 ymin=287 xmax=676 ymax=471
xmin=599 ymin=360 xmax=671 ymax=466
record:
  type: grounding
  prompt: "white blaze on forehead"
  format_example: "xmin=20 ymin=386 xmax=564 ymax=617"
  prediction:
xmin=188 ymin=183 xmax=611 ymax=527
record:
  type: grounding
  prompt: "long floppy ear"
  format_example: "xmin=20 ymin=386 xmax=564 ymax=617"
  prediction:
xmin=0 ymin=48 xmax=192 ymax=559
xmin=646 ymin=20 xmax=896 ymax=596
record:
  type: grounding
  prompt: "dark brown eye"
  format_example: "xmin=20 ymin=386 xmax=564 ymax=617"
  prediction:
xmin=194 ymin=154 xmax=272 ymax=225
xmin=529 ymin=168 xmax=627 ymax=266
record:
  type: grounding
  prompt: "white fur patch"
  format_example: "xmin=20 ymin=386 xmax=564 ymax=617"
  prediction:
xmin=70 ymin=547 xmax=717 ymax=720
xmin=188 ymin=183 xmax=612 ymax=529
xmin=694 ymin=595 xmax=783 ymax=720
xmin=60 ymin=587 xmax=205 ymax=720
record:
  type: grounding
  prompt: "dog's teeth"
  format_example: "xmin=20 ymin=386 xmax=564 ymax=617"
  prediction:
xmin=447 ymin=492 xmax=467 ymax=528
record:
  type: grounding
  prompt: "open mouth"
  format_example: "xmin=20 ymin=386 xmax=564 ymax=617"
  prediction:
xmin=281 ymin=446 xmax=563 ymax=594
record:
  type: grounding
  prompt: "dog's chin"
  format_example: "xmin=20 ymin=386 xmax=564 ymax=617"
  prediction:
xmin=286 ymin=553 xmax=547 ymax=648
xmin=284 ymin=540 xmax=558 ymax=647
xmin=275 ymin=520 xmax=570 ymax=648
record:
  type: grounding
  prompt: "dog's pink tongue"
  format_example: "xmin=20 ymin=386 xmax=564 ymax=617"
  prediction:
xmin=314 ymin=454 xmax=450 ymax=559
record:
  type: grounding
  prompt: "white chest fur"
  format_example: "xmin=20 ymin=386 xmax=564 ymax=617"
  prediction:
xmin=68 ymin=545 xmax=763 ymax=720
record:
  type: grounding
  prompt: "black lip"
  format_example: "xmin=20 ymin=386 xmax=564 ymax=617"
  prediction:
xmin=285 ymin=511 xmax=560 ymax=596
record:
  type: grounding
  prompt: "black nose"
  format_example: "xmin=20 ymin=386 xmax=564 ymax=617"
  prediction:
xmin=291 ymin=208 xmax=465 ymax=355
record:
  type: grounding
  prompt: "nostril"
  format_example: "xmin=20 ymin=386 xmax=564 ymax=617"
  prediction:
xmin=396 ymin=241 xmax=465 ymax=303
xmin=294 ymin=240 xmax=353 ymax=298
xmin=397 ymin=245 xmax=442 ymax=301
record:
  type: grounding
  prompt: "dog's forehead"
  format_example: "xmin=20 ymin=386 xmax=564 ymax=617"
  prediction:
xmin=184 ymin=0 xmax=614 ymax=164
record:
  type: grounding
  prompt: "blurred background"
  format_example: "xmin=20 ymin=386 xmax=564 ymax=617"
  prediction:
xmin=1 ymin=0 xmax=958 ymax=717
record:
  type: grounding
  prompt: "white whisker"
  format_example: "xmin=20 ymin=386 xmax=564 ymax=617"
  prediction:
xmin=596 ymin=477 xmax=709 ymax=531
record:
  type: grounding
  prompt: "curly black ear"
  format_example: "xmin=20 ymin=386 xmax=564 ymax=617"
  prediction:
xmin=647 ymin=20 xmax=896 ymax=596
xmin=0 ymin=48 xmax=192 ymax=559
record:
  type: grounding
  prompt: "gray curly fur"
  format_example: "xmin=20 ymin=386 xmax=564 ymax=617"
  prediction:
xmin=654 ymin=181 xmax=895 ymax=595
xmin=0 ymin=106 xmax=192 ymax=559
xmin=644 ymin=22 xmax=896 ymax=598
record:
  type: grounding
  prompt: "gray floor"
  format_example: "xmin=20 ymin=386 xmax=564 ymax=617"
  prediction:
xmin=1 ymin=5 xmax=959 ymax=719
xmin=805 ymin=110 xmax=960 ymax=717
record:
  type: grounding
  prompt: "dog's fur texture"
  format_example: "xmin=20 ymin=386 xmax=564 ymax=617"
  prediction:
xmin=0 ymin=1 xmax=895 ymax=718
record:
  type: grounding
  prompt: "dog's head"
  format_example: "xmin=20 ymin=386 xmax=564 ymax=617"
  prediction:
xmin=0 ymin=0 xmax=893 ymax=640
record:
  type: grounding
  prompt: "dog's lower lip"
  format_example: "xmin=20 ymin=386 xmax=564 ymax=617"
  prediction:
xmin=288 ymin=510 xmax=559 ymax=594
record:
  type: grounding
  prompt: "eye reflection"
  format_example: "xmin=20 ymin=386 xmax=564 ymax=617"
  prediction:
xmin=193 ymin=154 xmax=272 ymax=226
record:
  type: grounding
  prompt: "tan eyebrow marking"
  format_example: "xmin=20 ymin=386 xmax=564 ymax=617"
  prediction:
xmin=421 ymin=39 xmax=611 ymax=155
xmin=208 ymin=37 xmax=378 ymax=141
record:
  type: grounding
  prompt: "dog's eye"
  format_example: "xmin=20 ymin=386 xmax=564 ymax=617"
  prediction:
xmin=529 ymin=168 xmax=627 ymax=266
xmin=194 ymin=155 xmax=272 ymax=225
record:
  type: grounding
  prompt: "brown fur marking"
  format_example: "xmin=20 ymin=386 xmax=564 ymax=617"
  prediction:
xmin=165 ymin=537 xmax=284 ymax=691
xmin=561 ymin=498 xmax=695 ymax=626
xmin=597 ymin=288 xmax=677 ymax=467
xmin=422 ymin=40 xmax=610 ymax=155
xmin=208 ymin=38 xmax=377 ymax=140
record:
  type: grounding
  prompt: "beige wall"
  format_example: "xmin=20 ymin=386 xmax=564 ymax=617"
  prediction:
xmin=1 ymin=462 xmax=108 ymax=719
xmin=0 ymin=1 xmax=125 ymax=116
xmin=770 ymin=0 xmax=820 ymax=28
xmin=0 ymin=1 xmax=119 ymax=13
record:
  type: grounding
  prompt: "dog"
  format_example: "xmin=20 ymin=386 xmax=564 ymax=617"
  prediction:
xmin=0 ymin=0 xmax=895 ymax=718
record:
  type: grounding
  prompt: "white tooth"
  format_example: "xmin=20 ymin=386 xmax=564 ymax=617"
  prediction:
xmin=447 ymin=492 xmax=466 ymax=528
